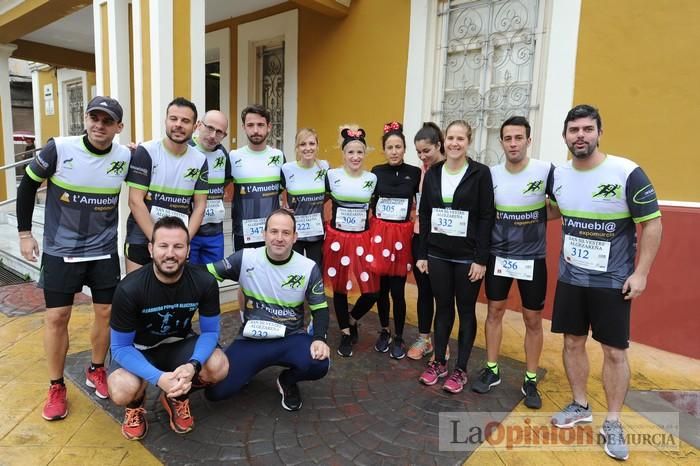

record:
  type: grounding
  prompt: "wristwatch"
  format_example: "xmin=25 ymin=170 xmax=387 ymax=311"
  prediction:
xmin=188 ymin=359 xmax=202 ymax=376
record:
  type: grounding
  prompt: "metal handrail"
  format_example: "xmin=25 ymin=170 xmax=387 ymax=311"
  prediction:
xmin=0 ymin=146 xmax=44 ymax=207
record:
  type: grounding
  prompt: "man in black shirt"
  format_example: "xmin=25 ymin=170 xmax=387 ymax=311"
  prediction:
xmin=108 ymin=217 xmax=228 ymax=440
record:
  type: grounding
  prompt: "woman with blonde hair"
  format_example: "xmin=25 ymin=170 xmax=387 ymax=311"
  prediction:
xmin=323 ymin=126 xmax=379 ymax=357
xmin=281 ymin=128 xmax=329 ymax=269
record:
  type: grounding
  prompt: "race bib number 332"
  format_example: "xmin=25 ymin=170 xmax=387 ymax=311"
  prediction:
xmin=431 ymin=208 xmax=468 ymax=237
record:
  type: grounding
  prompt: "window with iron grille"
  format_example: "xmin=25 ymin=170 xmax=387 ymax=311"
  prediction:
xmin=434 ymin=0 xmax=543 ymax=165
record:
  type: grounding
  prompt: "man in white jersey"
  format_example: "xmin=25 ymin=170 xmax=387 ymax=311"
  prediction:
xmin=472 ymin=117 xmax=554 ymax=410
xmin=229 ymin=104 xmax=284 ymax=252
xmin=549 ymin=105 xmax=662 ymax=461
xmin=16 ymin=96 xmax=131 ymax=420
xmin=188 ymin=110 xmax=231 ymax=264
xmin=125 ymin=97 xmax=208 ymax=272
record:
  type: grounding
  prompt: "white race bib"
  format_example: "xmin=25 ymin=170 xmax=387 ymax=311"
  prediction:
xmin=242 ymin=217 xmax=266 ymax=244
xmin=416 ymin=192 xmax=422 ymax=211
xmin=335 ymin=207 xmax=366 ymax=232
xmin=150 ymin=206 xmax=189 ymax=226
xmin=202 ymin=199 xmax=225 ymax=225
xmin=242 ymin=319 xmax=287 ymax=339
xmin=431 ymin=208 xmax=468 ymax=237
xmin=64 ymin=254 xmax=111 ymax=263
xmin=493 ymin=256 xmax=534 ymax=281
xmin=296 ymin=213 xmax=324 ymax=239
xmin=563 ymin=234 xmax=611 ymax=272
xmin=376 ymin=197 xmax=409 ymax=221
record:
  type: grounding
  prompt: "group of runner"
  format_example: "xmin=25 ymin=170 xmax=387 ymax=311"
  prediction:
xmin=18 ymin=98 xmax=661 ymax=461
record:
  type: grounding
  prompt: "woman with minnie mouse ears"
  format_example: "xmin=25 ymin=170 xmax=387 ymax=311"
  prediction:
xmin=323 ymin=125 xmax=380 ymax=357
xmin=368 ymin=122 xmax=420 ymax=359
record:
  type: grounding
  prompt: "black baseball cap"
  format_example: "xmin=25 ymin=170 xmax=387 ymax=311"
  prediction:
xmin=86 ymin=96 xmax=123 ymax=122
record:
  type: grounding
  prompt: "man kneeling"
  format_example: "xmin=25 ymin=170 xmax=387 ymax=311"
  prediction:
xmin=204 ymin=209 xmax=330 ymax=410
xmin=108 ymin=217 xmax=228 ymax=440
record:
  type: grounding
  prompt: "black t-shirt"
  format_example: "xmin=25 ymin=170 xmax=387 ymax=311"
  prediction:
xmin=371 ymin=162 xmax=421 ymax=222
xmin=110 ymin=264 xmax=220 ymax=349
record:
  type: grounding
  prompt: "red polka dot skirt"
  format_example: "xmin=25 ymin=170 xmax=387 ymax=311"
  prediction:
xmin=323 ymin=224 xmax=380 ymax=294
xmin=367 ymin=217 xmax=414 ymax=277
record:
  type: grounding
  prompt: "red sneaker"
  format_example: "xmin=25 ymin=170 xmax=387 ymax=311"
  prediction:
xmin=122 ymin=405 xmax=148 ymax=440
xmin=159 ymin=392 xmax=194 ymax=433
xmin=42 ymin=384 xmax=68 ymax=421
xmin=443 ymin=368 xmax=468 ymax=394
xmin=85 ymin=366 xmax=109 ymax=399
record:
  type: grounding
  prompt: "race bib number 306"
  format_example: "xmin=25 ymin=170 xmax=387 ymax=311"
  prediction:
xmin=563 ymin=234 xmax=611 ymax=272
xmin=431 ymin=208 xmax=468 ymax=237
xmin=335 ymin=207 xmax=366 ymax=232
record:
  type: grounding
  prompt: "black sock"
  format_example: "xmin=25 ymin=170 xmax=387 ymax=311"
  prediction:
xmin=89 ymin=362 xmax=105 ymax=372
xmin=50 ymin=378 xmax=65 ymax=386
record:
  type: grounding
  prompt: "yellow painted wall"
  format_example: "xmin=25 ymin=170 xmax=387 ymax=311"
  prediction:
xmin=297 ymin=0 xmax=409 ymax=167
xmin=37 ymin=69 xmax=60 ymax=142
xmin=574 ymin=0 xmax=700 ymax=202
xmin=0 ymin=96 xmax=7 ymax=200
xmin=173 ymin=0 xmax=191 ymax=99
xmin=86 ymin=71 xmax=96 ymax=97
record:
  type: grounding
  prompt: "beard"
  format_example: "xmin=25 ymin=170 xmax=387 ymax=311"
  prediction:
xmin=247 ymin=133 xmax=267 ymax=145
xmin=166 ymin=128 xmax=191 ymax=144
xmin=154 ymin=258 xmax=185 ymax=278
xmin=568 ymin=141 xmax=596 ymax=159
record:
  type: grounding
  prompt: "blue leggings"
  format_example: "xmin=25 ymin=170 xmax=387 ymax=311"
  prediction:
xmin=205 ymin=333 xmax=330 ymax=401
xmin=189 ymin=233 xmax=224 ymax=265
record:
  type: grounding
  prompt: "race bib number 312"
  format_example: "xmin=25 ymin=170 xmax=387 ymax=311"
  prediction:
xmin=563 ymin=234 xmax=611 ymax=272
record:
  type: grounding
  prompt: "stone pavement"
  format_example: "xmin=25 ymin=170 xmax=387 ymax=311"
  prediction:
xmin=66 ymin=309 xmax=535 ymax=466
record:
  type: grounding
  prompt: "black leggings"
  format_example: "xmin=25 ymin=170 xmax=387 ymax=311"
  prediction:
xmin=412 ymin=234 xmax=434 ymax=334
xmin=333 ymin=292 xmax=379 ymax=330
xmin=377 ymin=275 xmax=407 ymax=337
xmin=293 ymin=239 xmax=323 ymax=271
xmin=429 ymin=257 xmax=482 ymax=371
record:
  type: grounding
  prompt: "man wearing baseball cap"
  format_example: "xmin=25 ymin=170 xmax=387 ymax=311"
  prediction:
xmin=16 ymin=95 xmax=132 ymax=421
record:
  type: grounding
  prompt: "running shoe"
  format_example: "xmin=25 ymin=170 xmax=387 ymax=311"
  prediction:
xmin=521 ymin=379 xmax=542 ymax=409
xmin=418 ymin=360 xmax=448 ymax=386
xmin=159 ymin=392 xmax=194 ymax=433
xmin=85 ymin=366 xmax=109 ymax=399
xmin=349 ymin=322 xmax=359 ymax=344
xmin=374 ymin=329 xmax=391 ymax=353
xmin=551 ymin=401 xmax=593 ymax=428
xmin=122 ymin=404 xmax=147 ymax=440
xmin=407 ymin=336 xmax=433 ymax=360
xmin=337 ymin=334 xmax=353 ymax=357
xmin=389 ymin=336 xmax=406 ymax=360
xmin=442 ymin=368 xmax=468 ymax=394
xmin=471 ymin=366 xmax=501 ymax=394
xmin=600 ymin=419 xmax=629 ymax=460
xmin=277 ymin=373 xmax=302 ymax=411
xmin=42 ymin=383 xmax=68 ymax=421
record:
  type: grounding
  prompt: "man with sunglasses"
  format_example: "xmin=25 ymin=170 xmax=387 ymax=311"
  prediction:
xmin=188 ymin=110 xmax=232 ymax=264
xmin=16 ymin=96 xmax=131 ymax=421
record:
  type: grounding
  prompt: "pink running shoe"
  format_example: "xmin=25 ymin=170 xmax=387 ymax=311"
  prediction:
xmin=419 ymin=361 xmax=448 ymax=386
xmin=443 ymin=368 xmax=468 ymax=394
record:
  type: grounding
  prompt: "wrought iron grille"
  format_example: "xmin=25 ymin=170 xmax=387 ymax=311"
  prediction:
xmin=436 ymin=0 xmax=540 ymax=165
xmin=66 ymin=80 xmax=84 ymax=136
xmin=261 ymin=45 xmax=284 ymax=151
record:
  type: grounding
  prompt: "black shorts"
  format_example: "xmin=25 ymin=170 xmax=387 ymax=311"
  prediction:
xmin=124 ymin=242 xmax=151 ymax=266
xmin=233 ymin=235 xmax=264 ymax=252
xmin=485 ymin=255 xmax=547 ymax=310
xmin=109 ymin=335 xmax=199 ymax=375
xmin=551 ymin=281 xmax=631 ymax=349
xmin=39 ymin=253 xmax=120 ymax=307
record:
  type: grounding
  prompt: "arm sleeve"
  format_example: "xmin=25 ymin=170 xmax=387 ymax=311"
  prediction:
xmin=125 ymin=146 xmax=152 ymax=191
xmin=626 ymin=167 xmax=661 ymax=223
xmin=475 ymin=167 xmax=495 ymax=265
xmin=110 ymin=329 xmax=163 ymax=385
xmin=206 ymin=250 xmax=243 ymax=282
xmin=194 ymin=159 xmax=209 ymax=194
xmin=306 ymin=265 xmax=329 ymax=342
xmin=16 ymin=175 xmax=42 ymax=231
xmin=190 ymin=314 xmax=220 ymax=364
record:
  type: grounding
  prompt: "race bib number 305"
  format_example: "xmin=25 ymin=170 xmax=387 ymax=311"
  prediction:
xmin=242 ymin=319 xmax=286 ymax=339
xmin=563 ymin=234 xmax=611 ymax=272
xmin=335 ymin=207 xmax=366 ymax=232
xmin=494 ymin=257 xmax=534 ymax=281
xmin=431 ymin=208 xmax=468 ymax=237
xmin=242 ymin=217 xmax=266 ymax=244
xmin=376 ymin=197 xmax=409 ymax=221
xmin=296 ymin=213 xmax=324 ymax=238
